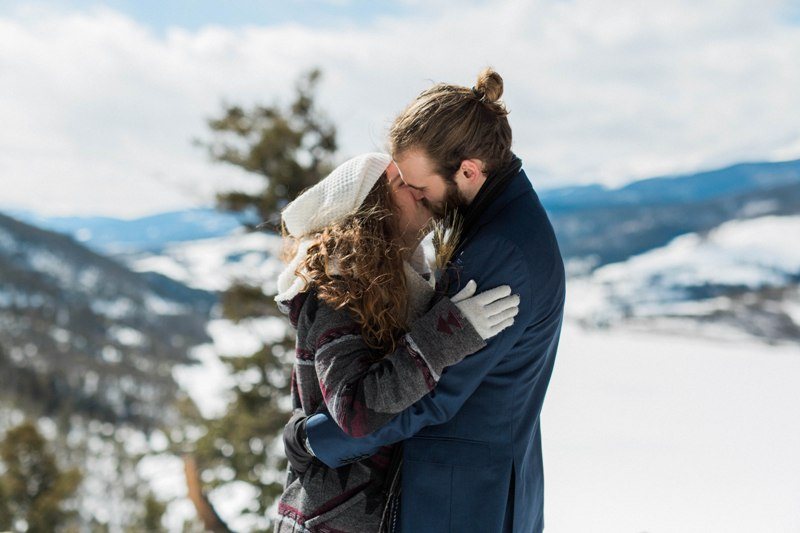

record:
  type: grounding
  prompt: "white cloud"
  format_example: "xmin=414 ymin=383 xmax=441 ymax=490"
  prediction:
xmin=1 ymin=0 xmax=799 ymax=216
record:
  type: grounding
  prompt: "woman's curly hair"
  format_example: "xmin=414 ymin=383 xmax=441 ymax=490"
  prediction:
xmin=282 ymin=173 xmax=410 ymax=354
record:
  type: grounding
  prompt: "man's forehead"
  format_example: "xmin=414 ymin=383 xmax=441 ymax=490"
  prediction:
xmin=393 ymin=155 xmax=435 ymax=189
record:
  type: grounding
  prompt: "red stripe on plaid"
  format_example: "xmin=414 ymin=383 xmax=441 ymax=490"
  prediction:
xmin=310 ymin=481 xmax=371 ymax=518
xmin=315 ymin=324 xmax=361 ymax=350
xmin=365 ymin=452 xmax=391 ymax=469
xmin=336 ymin=395 xmax=371 ymax=437
xmin=288 ymin=292 xmax=310 ymax=327
xmin=296 ymin=347 xmax=314 ymax=361
xmin=404 ymin=337 xmax=437 ymax=390
xmin=277 ymin=501 xmax=309 ymax=524
xmin=277 ymin=502 xmax=353 ymax=533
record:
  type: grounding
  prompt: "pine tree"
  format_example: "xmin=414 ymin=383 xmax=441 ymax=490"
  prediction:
xmin=0 ymin=421 xmax=82 ymax=532
xmin=183 ymin=69 xmax=338 ymax=529
xmin=196 ymin=67 xmax=337 ymax=230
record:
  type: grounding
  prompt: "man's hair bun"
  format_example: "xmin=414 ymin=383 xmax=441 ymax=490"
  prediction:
xmin=474 ymin=68 xmax=504 ymax=103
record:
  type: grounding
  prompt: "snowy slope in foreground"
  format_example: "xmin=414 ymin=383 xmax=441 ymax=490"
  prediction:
xmin=142 ymin=315 xmax=800 ymax=532
xmin=542 ymin=320 xmax=800 ymax=532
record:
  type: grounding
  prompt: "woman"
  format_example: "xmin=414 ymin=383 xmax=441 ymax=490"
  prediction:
xmin=273 ymin=153 xmax=520 ymax=533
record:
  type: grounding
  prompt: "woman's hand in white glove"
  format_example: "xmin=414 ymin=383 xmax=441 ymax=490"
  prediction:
xmin=450 ymin=280 xmax=520 ymax=340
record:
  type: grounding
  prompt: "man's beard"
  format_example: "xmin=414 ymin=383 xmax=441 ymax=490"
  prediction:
xmin=422 ymin=179 xmax=469 ymax=221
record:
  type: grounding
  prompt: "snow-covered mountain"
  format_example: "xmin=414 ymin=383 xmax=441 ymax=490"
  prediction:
xmin=5 ymin=207 xmax=253 ymax=255
xmin=544 ymin=159 xmax=800 ymax=267
xmin=0 ymin=212 xmax=214 ymax=427
xmin=0 ymin=211 xmax=222 ymax=530
xmin=568 ymin=215 xmax=800 ymax=343
xmin=540 ymin=158 xmax=800 ymax=209
xmin=7 ymin=158 xmax=799 ymax=265
xmin=125 ymin=229 xmax=285 ymax=293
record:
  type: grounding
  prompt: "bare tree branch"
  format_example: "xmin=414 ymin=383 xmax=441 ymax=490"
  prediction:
xmin=183 ymin=454 xmax=233 ymax=533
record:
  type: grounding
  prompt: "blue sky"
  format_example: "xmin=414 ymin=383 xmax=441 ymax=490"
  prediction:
xmin=1 ymin=0 xmax=799 ymax=216
xmin=0 ymin=0 xmax=411 ymax=32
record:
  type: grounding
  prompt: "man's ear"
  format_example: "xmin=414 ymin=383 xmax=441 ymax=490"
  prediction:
xmin=459 ymin=159 xmax=486 ymax=182
xmin=453 ymin=158 xmax=488 ymax=203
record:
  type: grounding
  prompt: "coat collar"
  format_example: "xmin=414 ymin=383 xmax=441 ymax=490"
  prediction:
xmin=461 ymin=167 xmax=533 ymax=242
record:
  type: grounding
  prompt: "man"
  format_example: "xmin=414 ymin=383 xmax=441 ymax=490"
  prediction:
xmin=284 ymin=68 xmax=565 ymax=532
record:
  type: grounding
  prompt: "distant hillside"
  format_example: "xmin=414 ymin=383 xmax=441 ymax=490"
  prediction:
xmin=0 ymin=212 xmax=215 ymax=429
xmin=567 ymin=214 xmax=800 ymax=343
xmin=125 ymin=230 xmax=285 ymax=293
xmin=8 ymin=158 xmax=800 ymax=269
xmin=6 ymin=207 xmax=253 ymax=255
xmin=539 ymin=159 xmax=800 ymax=209
xmin=540 ymin=159 xmax=800 ymax=267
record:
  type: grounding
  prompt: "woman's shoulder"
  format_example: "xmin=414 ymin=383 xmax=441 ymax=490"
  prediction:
xmin=280 ymin=289 xmax=317 ymax=329
xmin=284 ymin=288 xmax=361 ymax=335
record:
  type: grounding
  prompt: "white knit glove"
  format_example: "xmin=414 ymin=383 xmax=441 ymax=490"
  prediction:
xmin=450 ymin=280 xmax=520 ymax=340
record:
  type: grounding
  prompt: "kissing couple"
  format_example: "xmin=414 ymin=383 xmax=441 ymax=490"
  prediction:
xmin=273 ymin=68 xmax=565 ymax=533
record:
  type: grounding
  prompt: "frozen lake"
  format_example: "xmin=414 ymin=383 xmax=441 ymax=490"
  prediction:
xmin=542 ymin=320 xmax=800 ymax=532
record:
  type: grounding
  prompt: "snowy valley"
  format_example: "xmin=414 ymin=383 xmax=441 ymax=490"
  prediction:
xmin=1 ymin=158 xmax=799 ymax=531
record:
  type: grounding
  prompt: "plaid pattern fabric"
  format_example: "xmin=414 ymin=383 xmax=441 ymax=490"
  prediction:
xmin=275 ymin=288 xmax=485 ymax=532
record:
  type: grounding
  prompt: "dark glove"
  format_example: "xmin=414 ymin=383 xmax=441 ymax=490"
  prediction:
xmin=283 ymin=411 xmax=314 ymax=473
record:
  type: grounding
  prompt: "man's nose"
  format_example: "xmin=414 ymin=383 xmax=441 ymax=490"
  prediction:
xmin=410 ymin=188 xmax=426 ymax=201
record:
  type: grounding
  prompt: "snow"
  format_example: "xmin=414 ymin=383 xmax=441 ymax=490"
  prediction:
xmin=738 ymin=199 xmax=779 ymax=218
xmin=91 ymin=297 xmax=136 ymax=319
xmin=542 ymin=317 xmax=800 ymax=532
xmin=49 ymin=326 xmax=71 ymax=344
xmin=596 ymin=215 xmax=800 ymax=290
xmin=27 ymin=247 xmax=76 ymax=285
xmin=570 ymin=215 xmax=800 ymax=330
xmin=209 ymin=481 xmax=269 ymax=531
xmin=160 ymin=253 xmax=799 ymax=532
xmin=159 ymin=310 xmax=800 ymax=532
xmin=101 ymin=345 xmax=123 ymax=363
xmin=172 ymin=343 xmax=236 ymax=419
xmin=785 ymin=292 xmax=800 ymax=325
xmin=130 ymin=230 xmax=284 ymax=292
xmin=0 ymin=227 xmax=16 ymax=250
xmin=207 ymin=317 xmax=287 ymax=356
xmin=127 ymin=230 xmax=291 ymax=418
xmin=171 ymin=317 xmax=289 ymax=419
xmin=137 ymin=453 xmax=194 ymax=532
xmin=77 ymin=266 xmax=101 ymax=290
xmin=107 ymin=325 xmax=146 ymax=346
xmin=144 ymin=293 xmax=189 ymax=315
xmin=101 ymin=213 xmax=800 ymax=530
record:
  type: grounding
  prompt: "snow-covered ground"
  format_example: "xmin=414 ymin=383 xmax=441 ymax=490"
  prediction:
xmin=154 ymin=289 xmax=800 ymax=532
xmin=542 ymin=319 xmax=800 ymax=532
xmin=128 ymin=219 xmax=800 ymax=531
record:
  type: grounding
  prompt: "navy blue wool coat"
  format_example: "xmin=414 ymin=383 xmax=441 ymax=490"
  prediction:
xmin=305 ymin=167 xmax=566 ymax=533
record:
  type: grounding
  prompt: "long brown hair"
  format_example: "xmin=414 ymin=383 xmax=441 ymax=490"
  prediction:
xmin=283 ymin=174 xmax=410 ymax=354
xmin=389 ymin=67 xmax=513 ymax=181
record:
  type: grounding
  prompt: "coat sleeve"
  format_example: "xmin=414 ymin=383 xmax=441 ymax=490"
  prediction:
xmin=305 ymin=234 xmax=565 ymax=468
xmin=307 ymin=292 xmax=486 ymax=437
